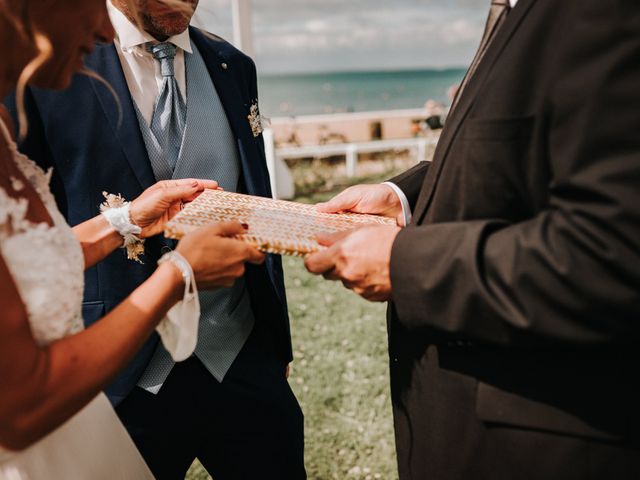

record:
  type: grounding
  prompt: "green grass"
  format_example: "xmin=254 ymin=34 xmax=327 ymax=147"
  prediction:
xmin=186 ymin=173 xmax=405 ymax=480
xmin=283 ymin=258 xmax=397 ymax=480
xmin=186 ymin=258 xmax=398 ymax=480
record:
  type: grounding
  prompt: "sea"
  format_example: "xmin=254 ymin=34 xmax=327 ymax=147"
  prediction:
xmin=257 ymin=68 xmax=466 ymax=118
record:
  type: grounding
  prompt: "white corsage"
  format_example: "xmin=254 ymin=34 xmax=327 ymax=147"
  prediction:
xmin=100 ymin=192 xmax=145 ymax=263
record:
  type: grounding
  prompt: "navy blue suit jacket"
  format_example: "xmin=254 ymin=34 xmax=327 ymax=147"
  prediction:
xmin=5 ymin=28 xmax=291 ymax=405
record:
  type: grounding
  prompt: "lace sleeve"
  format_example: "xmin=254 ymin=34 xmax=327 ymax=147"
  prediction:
xmin=0 ymin=186 xmax=30 ymax=241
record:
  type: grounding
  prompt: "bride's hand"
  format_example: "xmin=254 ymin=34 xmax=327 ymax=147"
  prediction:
xmin=130 ymin=179 xmax=220 ymax=238
xmin=176 ymin=222 xmax=265 ymax=289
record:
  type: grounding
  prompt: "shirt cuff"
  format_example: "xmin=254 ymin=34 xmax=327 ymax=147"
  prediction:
xmin=382 ymin=181 xmax=412 ymax=227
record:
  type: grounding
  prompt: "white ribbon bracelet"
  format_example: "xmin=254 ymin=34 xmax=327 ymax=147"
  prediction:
xmin=157 ymin=251 xmax=201 ymax=362
xmin=100 ymin=192 xmax=145 ymax=263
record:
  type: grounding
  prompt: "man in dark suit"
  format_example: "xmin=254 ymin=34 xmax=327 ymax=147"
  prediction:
xmin=306 ymin=0 xmax=640 ymax=478
xmin=5 ymin=1 xmax=305 ymax=479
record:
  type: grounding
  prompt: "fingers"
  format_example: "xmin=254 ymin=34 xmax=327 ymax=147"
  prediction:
xmin=154 ymin=179 xmax=220 ymax=202
xmin=209 ymin=221 xmax=248 ymax=238
xmin=244 ymin=245 xmax=266 ymax=265
xmin=322 ymin=268 xmax=342 ymax=281
xmin=195 ymin=179 xmax=219 ymax=190
xmin=316 ymin=229 xmax=352 ymax=247
xmin=157 ymin=178 xmax=219 ymax=189
xmin=157 ymin=181 xmax=202 ymax=203
xmin=199 ymin=222 xmax=264 ymax=264
xmin=305 ymin=247 xmax=337 ymax=275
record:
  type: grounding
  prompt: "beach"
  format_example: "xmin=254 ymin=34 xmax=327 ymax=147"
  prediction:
xmin=258 ymin=68 xmax=466 ymax=117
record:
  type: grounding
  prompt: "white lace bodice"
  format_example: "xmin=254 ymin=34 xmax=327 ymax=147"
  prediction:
xmin=0 ymin=130 xmax=85 ymax=346
xmin=0 ymin=124 xmax=154 ymax=478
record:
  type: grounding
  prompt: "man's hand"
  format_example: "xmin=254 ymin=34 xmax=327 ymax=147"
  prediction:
xmin=317 ymin=184 xmax=405 ymax=226
xmin=304 ymin=225 xmax=401 ymax=302
xmin=130 ymin=179 xmax=221 ymax=238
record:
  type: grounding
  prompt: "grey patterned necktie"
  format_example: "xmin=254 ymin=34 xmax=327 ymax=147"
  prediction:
xmin=147 ymin=42 xmax=187 ymax=170
xmin=450 ymin=0 xmax=511 ymax=113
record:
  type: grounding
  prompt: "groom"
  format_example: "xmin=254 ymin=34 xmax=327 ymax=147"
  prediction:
xmin=5 ymin=0 xmax=305 ymax=479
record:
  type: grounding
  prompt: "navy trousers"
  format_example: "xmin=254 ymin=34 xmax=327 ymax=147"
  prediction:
xmin=116 ymin=321 xmax=306 ymax=480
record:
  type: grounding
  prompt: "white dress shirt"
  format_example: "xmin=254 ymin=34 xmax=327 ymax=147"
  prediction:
xmin=106 ymin=0 xmax=192 ymax=125
xmin=387 ymin=0 xmax=518 ymax=226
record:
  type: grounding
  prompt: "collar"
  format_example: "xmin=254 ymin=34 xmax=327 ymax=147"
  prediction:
xmin=107 ymin=0 xmax=192 ymax=54
xmin=509 ymin=0 xmax=518 ymax=7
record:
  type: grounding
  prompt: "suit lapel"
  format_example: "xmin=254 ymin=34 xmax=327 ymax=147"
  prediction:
xmin=84 ymin=44 xmax=156 ymax=190
xmin=190 ymin=28 xmax=269 ymax=197
xmin=412 ymin=0 xmax=536 ymax=222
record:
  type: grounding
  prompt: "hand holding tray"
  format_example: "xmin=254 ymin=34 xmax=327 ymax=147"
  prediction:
xmin=165 ymin=189 xmax=396 ymax=257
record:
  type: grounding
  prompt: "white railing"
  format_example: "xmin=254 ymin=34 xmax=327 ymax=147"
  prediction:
xmin=263 ymin=129 xmax=438 ymax=199
xmin=277 ymin=136 xmax=438 ymax=176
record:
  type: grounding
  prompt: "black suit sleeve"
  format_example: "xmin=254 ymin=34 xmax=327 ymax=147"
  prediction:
xmin=390 ymin=3 xmax=640 ymax=346
xmin=388 ymin=161 xmax=430 ymax=211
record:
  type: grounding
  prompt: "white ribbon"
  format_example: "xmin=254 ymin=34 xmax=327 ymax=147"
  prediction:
xmin=101 ymin=202 xmax=145 ymax=263
xmin=101 ymin=202 xmax=142 ymax=244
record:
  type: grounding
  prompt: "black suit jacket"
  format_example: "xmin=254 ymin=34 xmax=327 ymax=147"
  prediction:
xmin=388 ymin=1 xmax=640 ymax=478
xmin=4 ymin=29 xmax=292 ymax=405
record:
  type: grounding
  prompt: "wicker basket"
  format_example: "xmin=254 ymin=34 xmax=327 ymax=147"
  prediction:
xmin=165 ymin=189 xmax=396 ymax=256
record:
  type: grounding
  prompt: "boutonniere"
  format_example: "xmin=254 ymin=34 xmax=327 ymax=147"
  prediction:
xmin=247 ymin=100 xmax=269 ymax=138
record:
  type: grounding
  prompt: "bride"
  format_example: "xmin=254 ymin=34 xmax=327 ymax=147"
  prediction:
xmin=0 ymin=0 xmax=264 ymax=478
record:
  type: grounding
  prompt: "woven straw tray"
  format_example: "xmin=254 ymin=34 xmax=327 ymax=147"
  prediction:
xmin=165 ymin=189 xmax=396 ymax=257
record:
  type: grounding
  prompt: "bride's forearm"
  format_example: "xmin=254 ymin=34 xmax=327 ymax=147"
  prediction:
xmin=0 ymin=262 xmax=183 ymax=450
xmin=73 ymin=215 xmax=123 ymax=268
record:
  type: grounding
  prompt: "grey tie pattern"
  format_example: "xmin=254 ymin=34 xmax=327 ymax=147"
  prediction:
xmin=136 ymin=41 xmax=255 ymax=394
xmin=148 ymin=42 xmax=186 ymax=170
xmin=450 ymin=0 xmax=511 ymax=113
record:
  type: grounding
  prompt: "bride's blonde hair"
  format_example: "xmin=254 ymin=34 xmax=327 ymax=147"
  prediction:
xmin=7 ymin=0 xmax=198 ymax=140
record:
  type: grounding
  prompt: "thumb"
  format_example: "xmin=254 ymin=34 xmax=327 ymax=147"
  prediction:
xmin=316 ymin=190 xmax=358 ymax=214
xmin=210 ymin=221 xmax=248 ymax=238
xmin=316 ymin=229 xmax=352 ymax=247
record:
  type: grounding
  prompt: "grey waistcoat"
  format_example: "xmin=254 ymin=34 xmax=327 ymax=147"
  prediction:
xmin=134 ymin=40 xmax=255 ymax=393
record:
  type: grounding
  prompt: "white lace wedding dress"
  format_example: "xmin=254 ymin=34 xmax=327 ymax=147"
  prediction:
xmin=0 ymin=123 xmax=154 ymax=479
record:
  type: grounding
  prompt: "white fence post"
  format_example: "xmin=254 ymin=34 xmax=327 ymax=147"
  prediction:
xmin=417 ymin=138 xmax=428 ymax=162
xmin=346 ymin=144 xmax=358 ymax=178
xmin=263 ymin=128 xmax=278 ymax=198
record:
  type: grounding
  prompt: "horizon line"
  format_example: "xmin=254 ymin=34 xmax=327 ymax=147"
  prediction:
xmin=258 ymin=65 xmax=468 ymax=77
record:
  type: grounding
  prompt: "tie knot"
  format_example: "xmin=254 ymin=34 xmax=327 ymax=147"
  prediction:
xmin=148 ymin=42 xmax=177 ymax=77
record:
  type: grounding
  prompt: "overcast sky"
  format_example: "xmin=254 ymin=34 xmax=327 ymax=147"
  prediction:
xmin=193 ymin=0 xmax=488 ymax=74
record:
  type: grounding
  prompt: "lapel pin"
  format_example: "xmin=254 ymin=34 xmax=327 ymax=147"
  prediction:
xmin=221 ymin=62 xmax=228 ymax=70
xmin=247 ymin=100 xmax=268 ymax=138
